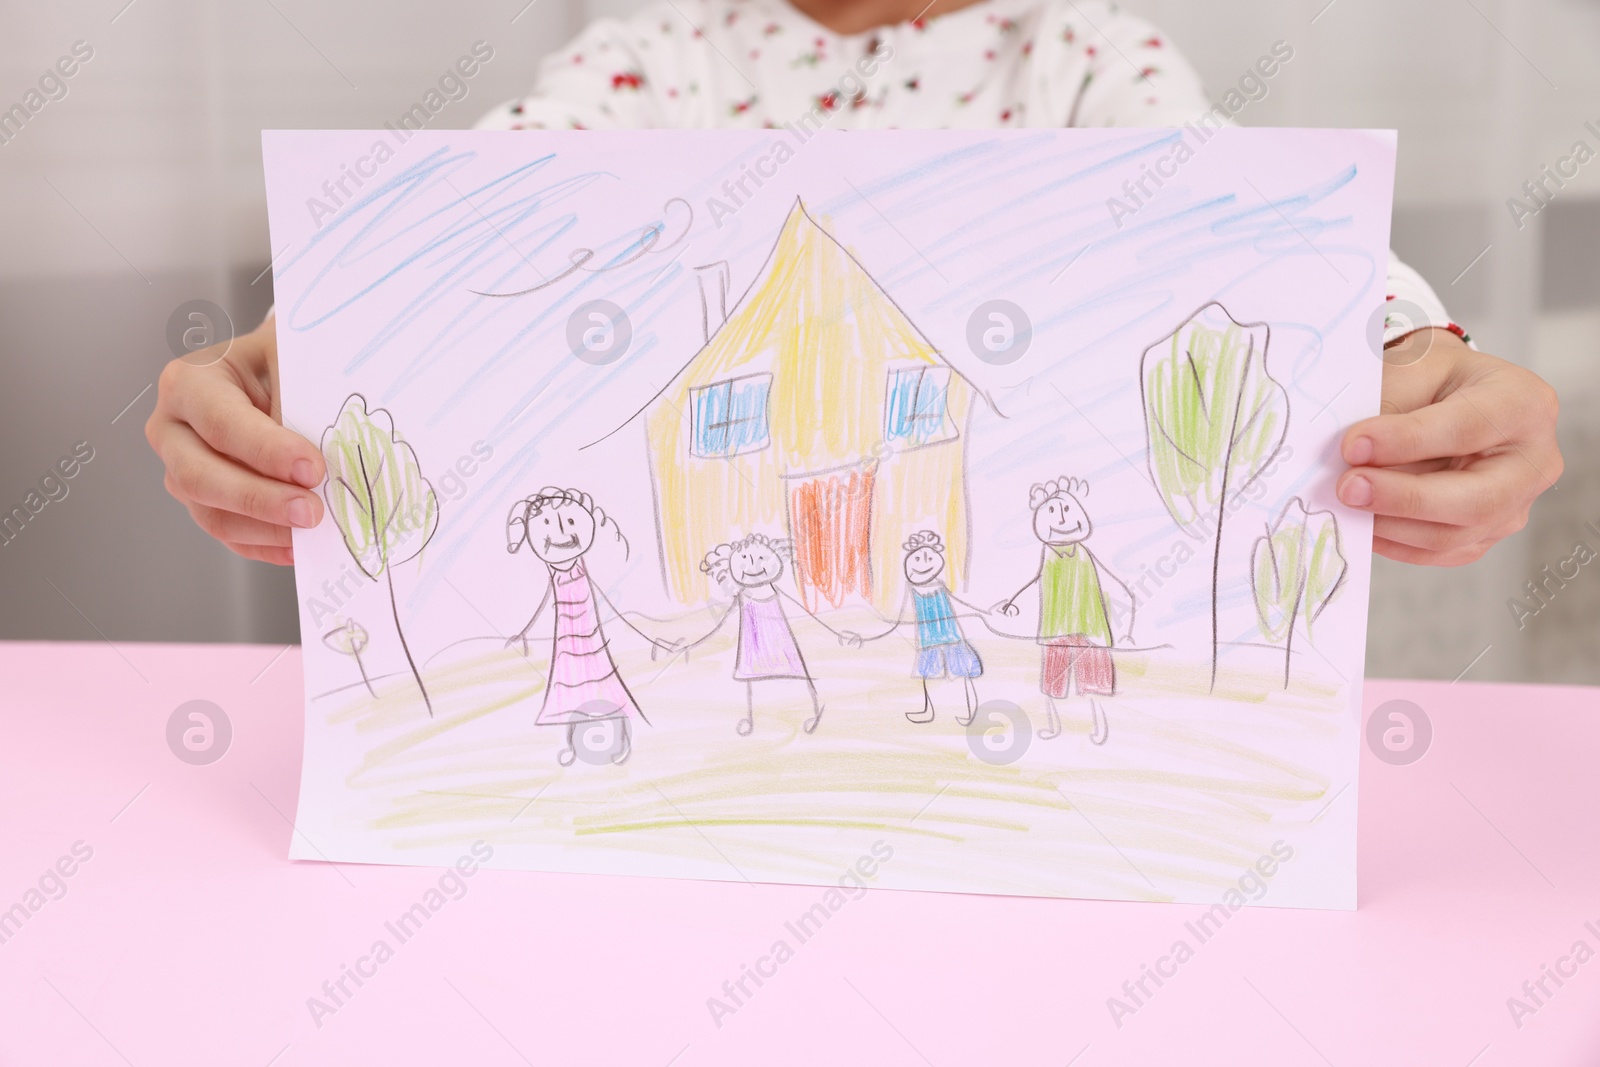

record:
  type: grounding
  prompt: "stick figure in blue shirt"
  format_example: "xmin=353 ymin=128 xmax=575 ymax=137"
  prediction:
xmin=858 ymin=531 xmax=986 ymax=725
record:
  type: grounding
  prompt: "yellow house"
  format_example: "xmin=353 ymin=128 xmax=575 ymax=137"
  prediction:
xmin=631 ymin=200 xmax=988 ymax=614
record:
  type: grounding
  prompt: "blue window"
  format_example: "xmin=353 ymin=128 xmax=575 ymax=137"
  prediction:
xmin=691 ymin=373 xmax=772 ymax=458
xmin=885 ymin=366 xmax=951 ymax=446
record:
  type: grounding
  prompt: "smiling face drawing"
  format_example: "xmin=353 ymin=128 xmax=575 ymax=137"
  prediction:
xmin=731 ymin=540 xmax=785 ymax=588
xmin=903 ymin=543 xmax=946 ymax=586
xmin=1033 ymin=492 xmax=1091 ymax=546
xmin=527 ymin=500 xmax=596 ymax=565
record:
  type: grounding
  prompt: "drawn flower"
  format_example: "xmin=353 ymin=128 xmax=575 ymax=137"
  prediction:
xmin=322 ymin=619 xmax=376 ymax=698
xmin=322 ymin=618 xmax=368 ymax=657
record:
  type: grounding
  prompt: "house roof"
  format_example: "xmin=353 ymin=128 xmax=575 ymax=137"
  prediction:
xmin=583 ymin=198 xmax=998 ymax=451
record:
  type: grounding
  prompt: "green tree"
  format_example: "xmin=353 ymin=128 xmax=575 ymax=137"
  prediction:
xmin=1251 ymin=498 xmax=1348 ymax=689
xmin=321 ymin=394 xmax=439 ymax=715
xmin=1141 ymin=304 xmax=1289 ymax=691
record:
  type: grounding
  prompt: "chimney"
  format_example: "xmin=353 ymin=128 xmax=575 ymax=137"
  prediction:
xmin=695 ymin=261 xmax=731 ymax=343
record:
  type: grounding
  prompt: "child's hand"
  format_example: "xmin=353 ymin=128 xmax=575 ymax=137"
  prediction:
xmin=145 ymin=315 xmax=325 ymax=566
xmin=1337 ymin=329 xmax=1562 ymax=567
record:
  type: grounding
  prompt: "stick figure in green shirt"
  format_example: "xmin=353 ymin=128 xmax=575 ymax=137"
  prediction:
xmin=996 ymin=477 xmax=1134 ymax=744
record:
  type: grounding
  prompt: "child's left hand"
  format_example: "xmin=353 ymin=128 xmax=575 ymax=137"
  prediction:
xmin=1337 ymin=329 xmax=1563 ymax=567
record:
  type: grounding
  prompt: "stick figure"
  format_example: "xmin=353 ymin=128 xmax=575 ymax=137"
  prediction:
xmin=506 ymin=487 xmax=668 ymax=765
xmin=679 ymin=533 xmax=853 ymax=735
xmin=858 ymin=531 xmax=987 ymax=725
xmin=995 ymin=478 xmax=1134 ymax=744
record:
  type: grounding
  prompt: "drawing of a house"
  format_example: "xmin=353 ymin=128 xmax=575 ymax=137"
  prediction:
xmin=619 ymin=200 xmax=989 ymax=613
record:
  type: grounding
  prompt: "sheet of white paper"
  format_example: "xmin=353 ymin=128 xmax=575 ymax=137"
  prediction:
xmin=265 ymin=127 xmax=1391 ymax=910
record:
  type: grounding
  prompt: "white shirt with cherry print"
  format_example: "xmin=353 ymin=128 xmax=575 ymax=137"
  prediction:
xmin=477 ymin=0 xmax=1469 ymax=348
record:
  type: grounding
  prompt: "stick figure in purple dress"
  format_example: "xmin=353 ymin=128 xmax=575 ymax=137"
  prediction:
xmin=679 ymin=533 xmax=856 ymax=736
xmin=505 ymin=487 xmax=669 ymax=766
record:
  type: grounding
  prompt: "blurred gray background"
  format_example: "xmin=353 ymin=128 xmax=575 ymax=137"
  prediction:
xmin=1 ymin=0 xmax=1595 ymax=684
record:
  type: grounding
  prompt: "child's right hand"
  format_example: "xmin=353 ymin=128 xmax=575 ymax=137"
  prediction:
xmin=145 ymin=315 xmax=325 ymax=566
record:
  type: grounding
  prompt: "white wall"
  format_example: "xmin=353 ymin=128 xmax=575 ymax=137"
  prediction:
xmin=0 ymin=0 xmax=587 ymax=280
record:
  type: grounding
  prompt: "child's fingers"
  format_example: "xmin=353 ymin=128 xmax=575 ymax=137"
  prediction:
xmin=227 ymin=541 xmax=295 ymax=566
xmin=161 ymin=422 xmax=323 ymax=529
xmin=185 ymin=503 xmax=294 ymax=548
xmin=1371 ymin=515 xmax=1485 ymax=554
xmin=1383 ymin=457 xmax=1456 ymax=476
xmin=165 ymin=363 xmax=324 ymax=488
xmin=1373 ymin=535 xmax=1488 ymax=568
xmin=1342 ymin=388 xmax=1503 ymax=468
xmin=1373 ymin=536 xmax=1434 ymax=565
xmin=1336 ymin=454 xmax=1525 ymax=526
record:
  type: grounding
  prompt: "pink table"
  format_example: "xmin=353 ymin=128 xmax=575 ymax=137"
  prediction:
xmin=2 ymin=641 xmax=1596 ymax=1066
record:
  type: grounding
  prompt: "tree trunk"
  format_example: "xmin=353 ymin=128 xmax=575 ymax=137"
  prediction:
xmin=1208 ymin=504 xmax=1225 ymax=693
xmin=1282 ymin=584 xmax=1305 ymax=691
xmin=1282 ymin=609 xmax=1295 ymax=690
xmin=387 ymin=567 xmax=433 ymax=716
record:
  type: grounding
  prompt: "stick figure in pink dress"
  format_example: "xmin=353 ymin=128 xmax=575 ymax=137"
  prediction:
xmin=506 ymin=487 xmax=669 ymax=766
xmin=679 ymin=533 xmax=856 ymax=736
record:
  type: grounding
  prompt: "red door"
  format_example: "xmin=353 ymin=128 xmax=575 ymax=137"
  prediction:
xmin=790 ymin=469 xmax=874 ymax=611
